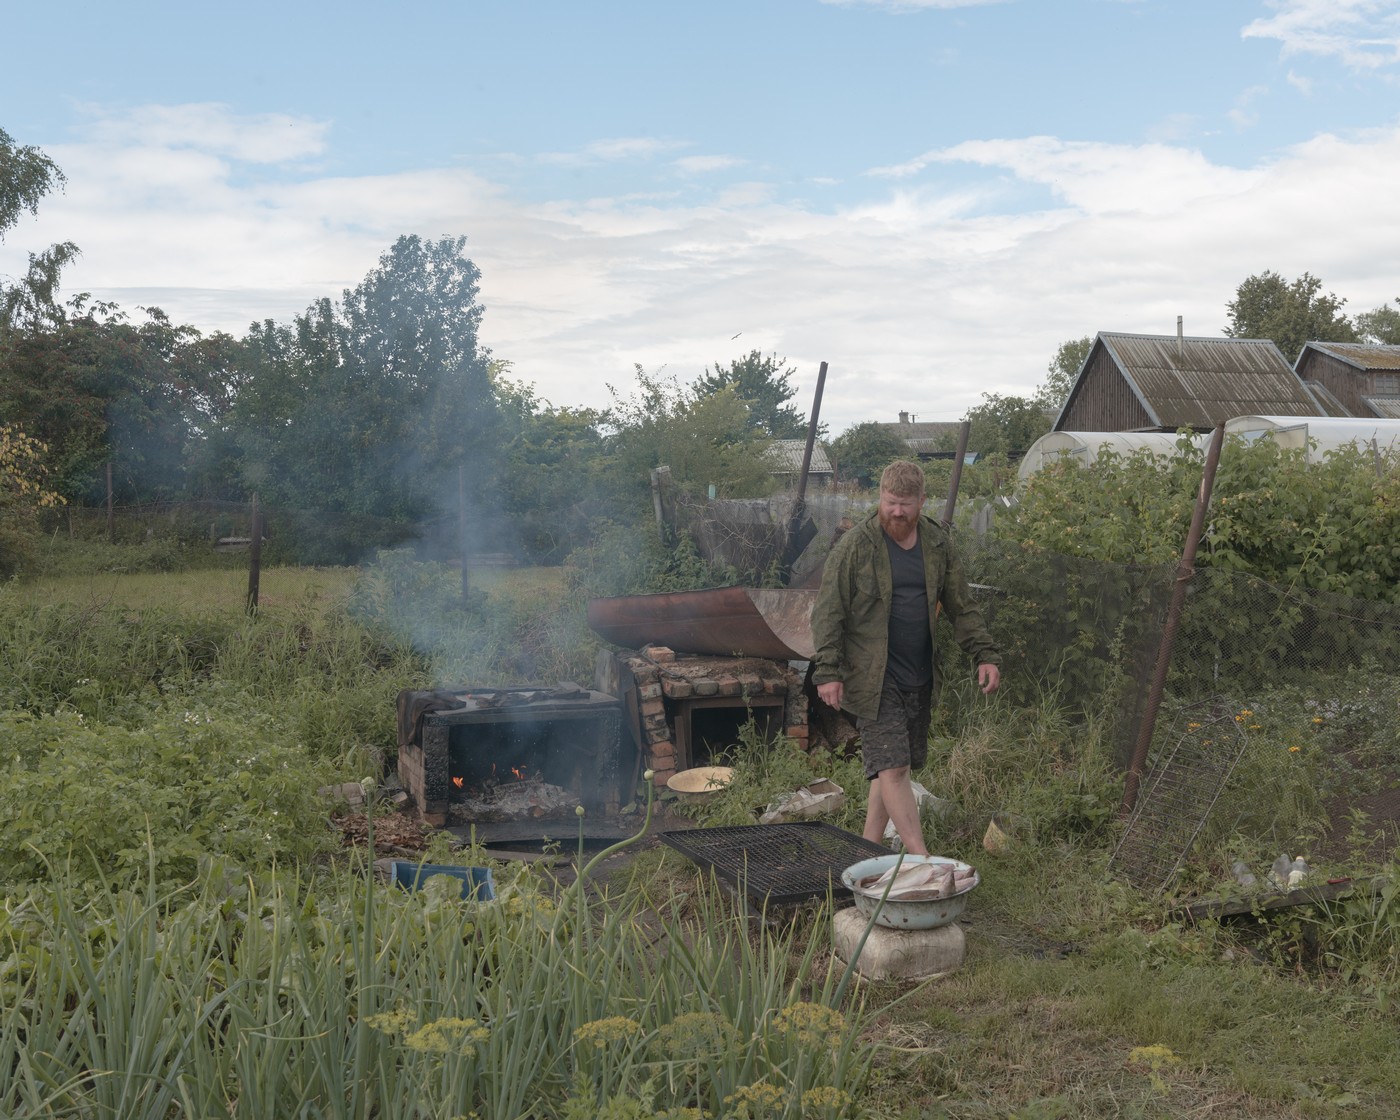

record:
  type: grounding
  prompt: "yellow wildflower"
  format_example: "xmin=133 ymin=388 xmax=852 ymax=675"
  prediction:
xmin=1289 ymin=746 xmax=1301 ymax=753
xmin=363 ymin=1008 xmax=414 ymax=1039
xmin=404 ymin=1017 xmax=490 ymax=1057
xmin=573 ymin=1015 xmax=644 ymax=1050
xmin=658 ymin=1011 xmax=736 ymax=1055
xmin=772 ymin=1002 xmax=846 ymax=1050
xmin=802 ymin=1086 xmax=854 ymax=1112
xmin=723 ymin=1081 xmax=787 ymax=1117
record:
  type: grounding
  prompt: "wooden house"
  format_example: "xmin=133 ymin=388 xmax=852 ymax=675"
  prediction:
xmin=1293 ymin=342 xmax=1400 ymax=419
xmin=1053 ymin=332 xmax=1320 ymax=433
xmin=882 ymin=413 xmax=969 ymax=459
xmin=766 ymin=439 xmax=834 ymax=489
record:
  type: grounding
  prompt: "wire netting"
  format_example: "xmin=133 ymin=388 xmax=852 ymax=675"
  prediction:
xmin=963 ymin=540 xmax=1400 ymax=887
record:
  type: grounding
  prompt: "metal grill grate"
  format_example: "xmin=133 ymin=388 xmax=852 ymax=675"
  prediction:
xmin=1110 ymin=699 xmax=1250 ymax=893
xmin=659 ymin=822 xmax=890 ymax=906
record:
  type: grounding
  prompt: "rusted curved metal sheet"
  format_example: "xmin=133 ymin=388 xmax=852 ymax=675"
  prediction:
xmin=587 ymin=587 xmax=817 ymax=660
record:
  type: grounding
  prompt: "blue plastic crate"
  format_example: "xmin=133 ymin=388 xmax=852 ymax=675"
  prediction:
xmin=390 ymin=861 xmax=495 ymax=902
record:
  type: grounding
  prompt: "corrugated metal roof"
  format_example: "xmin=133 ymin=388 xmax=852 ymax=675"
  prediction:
xmin=1302 ymin=342 xmax=1400 ymax=370
xmin=1365 ymin=397 xmax=1400 ymax=419
xmin=766 ymin=439 xmax=833 ymax=473
xmin=881 ymin=420 xmax=963 ymax=455
xmin=1097 ymin=333 xmax=1314 ymax=428
xmin=1301 ymin=380 xmax=1353 ymax=417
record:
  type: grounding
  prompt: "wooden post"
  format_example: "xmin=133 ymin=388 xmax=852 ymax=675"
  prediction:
xmin=940 ymin=420 xmax=972 ymax=526
xmin=650 ymin=465 xmax=674 ymax=545
xmin=246 ymin=493 xmax=263 ymax=615
xmin=106 ymin=462 xmax=115 ymax=543
xmin=459 ymin=464 xmax=471 ymax=605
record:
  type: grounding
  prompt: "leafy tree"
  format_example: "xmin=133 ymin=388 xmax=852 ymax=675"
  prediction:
xmin=601 ymin=366 xmax=775 ymax=509
xmin=827 ymin=421 xmax=911 ymax=488
xmin=1035 ymin=335 xmax=1092 ymax=412
xmin=226 ymin=235 xmax=497 ymax=524
xmin=493 ymin=368 xmax=606 ymax=562
xmin=1224 ymin=271 xmax=1357 ymax=361
xmin=958 ymin=392 xmax=1051 ymax=460
xmin=1355 ymin=298 xmax=1400 ymax=345
xmin=693 ymin=350 xmax=810 ymax=439
xmin=0 ymin=423 xmax=64 ymax=575
xmin=0 ymin=301 xmax=233 ymax=502
xmin=0 ymin=127 xmax=79 ymax=334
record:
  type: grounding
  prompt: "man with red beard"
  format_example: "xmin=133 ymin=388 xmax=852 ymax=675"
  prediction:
xmin=811 ymin=460 xmax=1000 ymax=854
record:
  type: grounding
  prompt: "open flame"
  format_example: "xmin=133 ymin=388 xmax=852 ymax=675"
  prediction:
xmin=452 ymin=776 xmax=464 ymax=789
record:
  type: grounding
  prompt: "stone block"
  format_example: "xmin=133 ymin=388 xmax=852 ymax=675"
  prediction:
xmin=831 ymin=908 xmax=966 ymax=981
xmin=693 ymin=680 xmax=719 ymax=696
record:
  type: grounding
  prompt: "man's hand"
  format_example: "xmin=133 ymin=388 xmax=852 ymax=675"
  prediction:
xmin=816 ymin=681 xmax=844 ymax=710
xmin=977 ymin=663 xmax=1001 ymax=694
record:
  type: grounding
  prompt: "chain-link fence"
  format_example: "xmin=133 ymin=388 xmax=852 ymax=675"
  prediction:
xmin=960 ymin=540 xmax=1400 ymax=887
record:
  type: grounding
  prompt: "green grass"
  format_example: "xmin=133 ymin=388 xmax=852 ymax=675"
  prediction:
xmin=3 ymin=552 xmax=1399 ymax=1118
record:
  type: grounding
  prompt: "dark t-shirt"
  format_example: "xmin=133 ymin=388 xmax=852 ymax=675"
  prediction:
xmin=884 ymin=531 xmax=933 ymax=689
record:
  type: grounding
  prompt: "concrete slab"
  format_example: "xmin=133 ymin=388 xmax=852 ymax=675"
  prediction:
xmin=832 ymin=906 xmax=966 ymax=981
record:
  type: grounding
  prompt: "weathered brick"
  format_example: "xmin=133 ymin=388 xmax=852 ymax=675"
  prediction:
xmin=638 ymin=680 xmax=663 ymax=700
xmin=716 ymin=677 xmax=742 ymax=696
xmin=651 ymin=768 xmax=676 ymax=788
xmin=693 ymin=679 xmax=719 ymax=696
xmin=644 ymin=712 xmax=669 ymax=733
xmin=640 ymin=697 xmax=666 ymax=717
xmin=785 ymin=725 xmax=809 ymax=741
xmin=661 ymin=678 xmax=694 ymax=698
xmin=642 ymin=645 xmax=676 ymax=663
xmin=648 ymin=740 xmax=675 ymax=763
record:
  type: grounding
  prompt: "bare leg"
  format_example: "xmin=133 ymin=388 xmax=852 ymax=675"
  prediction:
xmin=868 ymin=766 xmax=928 ymax=855
xmin=863 ymin=778 xmax=889 ymax=846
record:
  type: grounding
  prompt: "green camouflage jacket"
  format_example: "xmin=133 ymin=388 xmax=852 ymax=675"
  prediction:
xmin=810 ymin=509 xmax=1000 ymax=721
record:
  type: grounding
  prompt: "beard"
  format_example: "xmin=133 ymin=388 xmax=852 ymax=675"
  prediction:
xmin=879 ymin=508 xmax=918 ymax=538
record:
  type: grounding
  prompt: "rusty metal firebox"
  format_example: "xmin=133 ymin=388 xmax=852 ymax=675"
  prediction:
xmin=398 ymin=686 xmax=623 ymax=826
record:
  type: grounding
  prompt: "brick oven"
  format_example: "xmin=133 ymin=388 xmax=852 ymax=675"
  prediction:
xmin=596 ymin=645 xmax=809 ymax=792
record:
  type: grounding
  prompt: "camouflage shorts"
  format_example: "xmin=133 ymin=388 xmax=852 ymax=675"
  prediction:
xmin=857 ymin=679 xmax=933 ymax=780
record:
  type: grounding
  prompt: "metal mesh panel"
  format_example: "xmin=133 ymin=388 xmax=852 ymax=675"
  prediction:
xmin=1110 ymin=701 xmax=1250 ymax=892
xmin=658 ymin=823 xmax=889 ymax=906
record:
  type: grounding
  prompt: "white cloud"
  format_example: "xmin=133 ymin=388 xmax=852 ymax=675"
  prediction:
xmin=8 ymin=105 xmax=1400 ymax=433
xmin=673 ymin=155 xmax=744 ymax=174
xmin=74 ymin=102 xmax=328 ymax=163
xmin=1287 ymin=68 xmax=1316 ymax=93
xmin=537 ymin=136 xmax=689 ymax=166
xmin=1243 ymin=0 xmax=1400 ymax=70
xmin=1228 ymin=84 xmax=1270 ymax=128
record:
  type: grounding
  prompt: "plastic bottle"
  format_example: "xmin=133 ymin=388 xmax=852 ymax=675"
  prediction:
xmin=1268 ymin=853 xmax=1292 ymax=889
xmin=1231 ymin=860 xmax=1257 ymax=888
xmin=1287 ymin=856 xmax=1310 ymax=889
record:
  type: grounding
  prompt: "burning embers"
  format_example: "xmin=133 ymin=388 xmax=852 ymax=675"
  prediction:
xmin=448 ymin=757 xmax=580 ymax=825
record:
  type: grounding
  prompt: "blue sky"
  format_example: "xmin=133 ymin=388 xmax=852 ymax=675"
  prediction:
xmin=4 ymin=0 xmax=1400 ymax=432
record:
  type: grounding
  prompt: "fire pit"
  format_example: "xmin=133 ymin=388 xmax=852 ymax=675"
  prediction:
xmin=398 ymin=685 xmax=624 ymax=826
